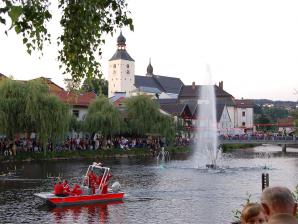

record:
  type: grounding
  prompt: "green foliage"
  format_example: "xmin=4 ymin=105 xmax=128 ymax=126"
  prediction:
xmin=125 ymin=95 xmax=175 ymax=140
xmin=84 ymin=94 xmax=123 ymax=137
xmin=81 ymin=76 xmax=108 ymax=96
xmin=0 ymin=79 xmax=27 ymax=138
xmin=0 ymin=79 xmax=70 ymax=153
xmin=232 ymin=192 xmax=253 ymax=222
xmin=291 ymin=109 xmax=298 ymax=134
xmin=0 ymin=0 xmax=133 ymax=82
xmin=69 ymin=115 xmax=83 ymax=132
xmin=262 ymin=107 xmax=289 ymax=122
xmin=254 ymin=106 xmax=289 ymax=132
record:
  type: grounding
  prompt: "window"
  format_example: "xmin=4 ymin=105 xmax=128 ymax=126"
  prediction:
xmin=126 ymin=70 xmax=130 ymax=74
xmin=113 ymin=64 xmax=116 ymax=68
xmin=113 ymin=70 xmax=116 ymax=74
xmin=242 ymin=111 xmax=245 ymax=117
xmin=242 ymin=122 xmax=246 ymax=127
xmin=73 ymin=110 xmax=79 ymax=118
xmin=126 ymin=64 xmax=129 ymax=68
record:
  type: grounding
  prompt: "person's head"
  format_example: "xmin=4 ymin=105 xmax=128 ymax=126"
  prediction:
xmin=241 ymin=203 xmax=267 ymax=224
xmin=261 ymin=186 xmax=297 ymax=218
xmin=267 ymin=213 xmax=298 ymax=224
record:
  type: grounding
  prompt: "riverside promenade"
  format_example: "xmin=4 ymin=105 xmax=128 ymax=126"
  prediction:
xmin=219 ymin=136 xmax=298 ymax=152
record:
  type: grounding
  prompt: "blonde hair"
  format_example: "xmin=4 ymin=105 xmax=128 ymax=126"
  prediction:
xmin=241 ymin=203 xmax=264 ymax=223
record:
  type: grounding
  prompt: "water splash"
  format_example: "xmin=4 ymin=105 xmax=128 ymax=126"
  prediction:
xmin=192 ymin=66 xmax=220 ymax=169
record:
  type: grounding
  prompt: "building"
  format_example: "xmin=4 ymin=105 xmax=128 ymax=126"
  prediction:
xmin=234 ymin=99 xmax=254 ymax=131
xmin=107 ymin=32 xmax=254 ymax=134
xmin=108 ymin=33 xmax=184 ymax=99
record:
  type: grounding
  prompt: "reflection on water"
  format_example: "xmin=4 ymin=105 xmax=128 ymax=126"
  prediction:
xmin=1 ymin=145 xmax=298 ymax=223
xmin=48 ymin=202 xmax=123 ymax=224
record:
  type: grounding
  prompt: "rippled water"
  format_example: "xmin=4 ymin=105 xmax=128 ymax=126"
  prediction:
xmin=1 ymin=145 xmax=298 ymax=224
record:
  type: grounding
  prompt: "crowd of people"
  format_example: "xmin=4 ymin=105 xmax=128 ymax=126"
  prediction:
xmin=0 ymin=134 xmax=189 ymax=157
xmin=239 ymin=186 xmax=298 ymax=224
xmin=220 ymin=132 xmax=297 ymax=141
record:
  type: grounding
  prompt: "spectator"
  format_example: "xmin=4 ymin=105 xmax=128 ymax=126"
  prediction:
xmin=261 ymin=186 xmax=297 ymax=218
xmin=241 ymin=203 xmax=267 ymax=224
xmin=267 ymin=213 xmax=298 ymax=224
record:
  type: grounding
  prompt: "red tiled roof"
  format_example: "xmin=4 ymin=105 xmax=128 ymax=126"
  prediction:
xmin=53 ymin=91 xmax=96 ymax=107
xmin=113 ymin=97 xmax=126 ymax=107
xmin=235 ymin=99 xmax=254 ymax=108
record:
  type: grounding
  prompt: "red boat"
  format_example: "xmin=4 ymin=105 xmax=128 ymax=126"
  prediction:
xmin=35 ymin=162 xmax=124 ymax=207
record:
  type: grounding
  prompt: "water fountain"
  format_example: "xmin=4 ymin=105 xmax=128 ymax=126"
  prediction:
xmin=157 ymin=147 xmax=170 ymax=164
xmin=192 ymin=68 xmax=220 ymax=169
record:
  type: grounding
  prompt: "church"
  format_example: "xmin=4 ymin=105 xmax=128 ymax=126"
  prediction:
xmin=108 ymin=32 xmax=184 ymax=99
xmin=107 ymin=32 xmax=254 ymax=135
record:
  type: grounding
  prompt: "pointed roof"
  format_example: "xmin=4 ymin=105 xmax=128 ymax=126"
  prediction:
xmin=117 ymin=32 xmax=126 ymax=46
xmin=146 ymin=58 xmax=153 ymax=76
xmin=109 ymin=49 xmax=134 ymax=61
xmin=159 ymin=103 xmax=191 ymax=117
xmin=109 ymin=32 xmax=134 ymax=61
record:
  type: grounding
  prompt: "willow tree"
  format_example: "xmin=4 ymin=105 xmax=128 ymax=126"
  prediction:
xmin=0 ymin=79 xmax=70 ymax=155
xmin=0 ymin=79 xmax=27 ymax=139
xmin=124 ymin=95 xmax=175 ymax=140
xmin=84 ymin=94 xmax=123 ymax=139
xmin=0 ymin=0 xmax=133 ymax=83
xmin=25 ymin=80 xmax=70 ymax=154
xmin=155 ymin=114 xmax=175 ymax=142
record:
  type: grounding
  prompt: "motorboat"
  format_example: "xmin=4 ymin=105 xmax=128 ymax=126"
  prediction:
xmin=34 ymin=162 xmax=124 ymax=207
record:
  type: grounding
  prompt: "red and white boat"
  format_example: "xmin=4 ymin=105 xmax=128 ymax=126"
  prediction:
xmin=35 ymin=162 xmax=124 ymax=207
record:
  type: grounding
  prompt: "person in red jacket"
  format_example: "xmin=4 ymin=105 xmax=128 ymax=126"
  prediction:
xmin=88 ymin=170 xmax=97 ymax=194
xmin=54 ymin=181 xmax=65 ymax=196
xmin=71 ymin=184 xmax=83 ymax=196
xmin=63 ymin=180 xmax=70 ymax=195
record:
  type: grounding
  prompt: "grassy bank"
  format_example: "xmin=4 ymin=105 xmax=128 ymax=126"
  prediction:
xmin=0 ymin=146 xmax=191 ymax=163
xmin=221 ymin=143 xmax=260 ymax=153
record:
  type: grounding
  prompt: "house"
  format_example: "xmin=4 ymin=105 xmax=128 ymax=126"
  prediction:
xmin=29 ymin=77 xmax=96 ymax=120
xmin=234 ymin=99 xmax=254 ymax=131
xmin=53 ymin=91 xmax=96 ymax=120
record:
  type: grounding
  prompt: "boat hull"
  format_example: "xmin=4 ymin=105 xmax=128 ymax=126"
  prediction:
xmin=35 ymin=192 xmax=124 ymax=207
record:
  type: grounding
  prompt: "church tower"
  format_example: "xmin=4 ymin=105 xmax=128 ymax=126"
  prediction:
xmin=108 ymin=32 xmax=135 ymax=98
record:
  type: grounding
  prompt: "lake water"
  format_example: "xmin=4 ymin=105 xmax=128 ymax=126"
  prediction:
xmin=1 ymin=145 xmax=298 ymax=224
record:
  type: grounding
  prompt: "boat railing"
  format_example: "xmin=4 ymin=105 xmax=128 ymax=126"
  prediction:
xmin=98 ymin=168 xmax=110 ymax=193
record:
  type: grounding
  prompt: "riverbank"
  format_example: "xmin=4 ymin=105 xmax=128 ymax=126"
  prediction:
xmin=0 ymin=146 xmax=191 ymax=163
xmin=221 ymin=143 xmax=261 ymax=152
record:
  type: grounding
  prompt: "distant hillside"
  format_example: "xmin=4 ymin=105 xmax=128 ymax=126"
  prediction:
xmin=252 ymin=99 xmax=297 ymax=108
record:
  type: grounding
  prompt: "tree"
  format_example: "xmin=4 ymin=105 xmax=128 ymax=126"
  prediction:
xmin=0 ymin=78 xmax=70 ymax=155
xmin=0 ymin=0 xmax=133 ymax=83
xmin=81 ymin=77 xmax=108 ymax=96
xmin=125 ymin=95 xmax=175 ymax=139
xmin=254 ymin=114 xmax=272 ymax=132
xmin=0 ymin=79 xmax=27 ymax=139
xmin=291 ymin=109 xmax=298 ymax=134
xmin=84 ymin=94 xmax=123 ymax=138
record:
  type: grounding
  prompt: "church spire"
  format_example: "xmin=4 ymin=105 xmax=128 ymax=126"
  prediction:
xmin=117 ymin=31 xmax=126 ymax=49
xmin=146 ymin=58 xmax=153 ymax=76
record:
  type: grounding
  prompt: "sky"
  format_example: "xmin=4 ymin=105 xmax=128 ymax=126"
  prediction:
xmin=1 ymin=0 xmax=298 ymax=101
